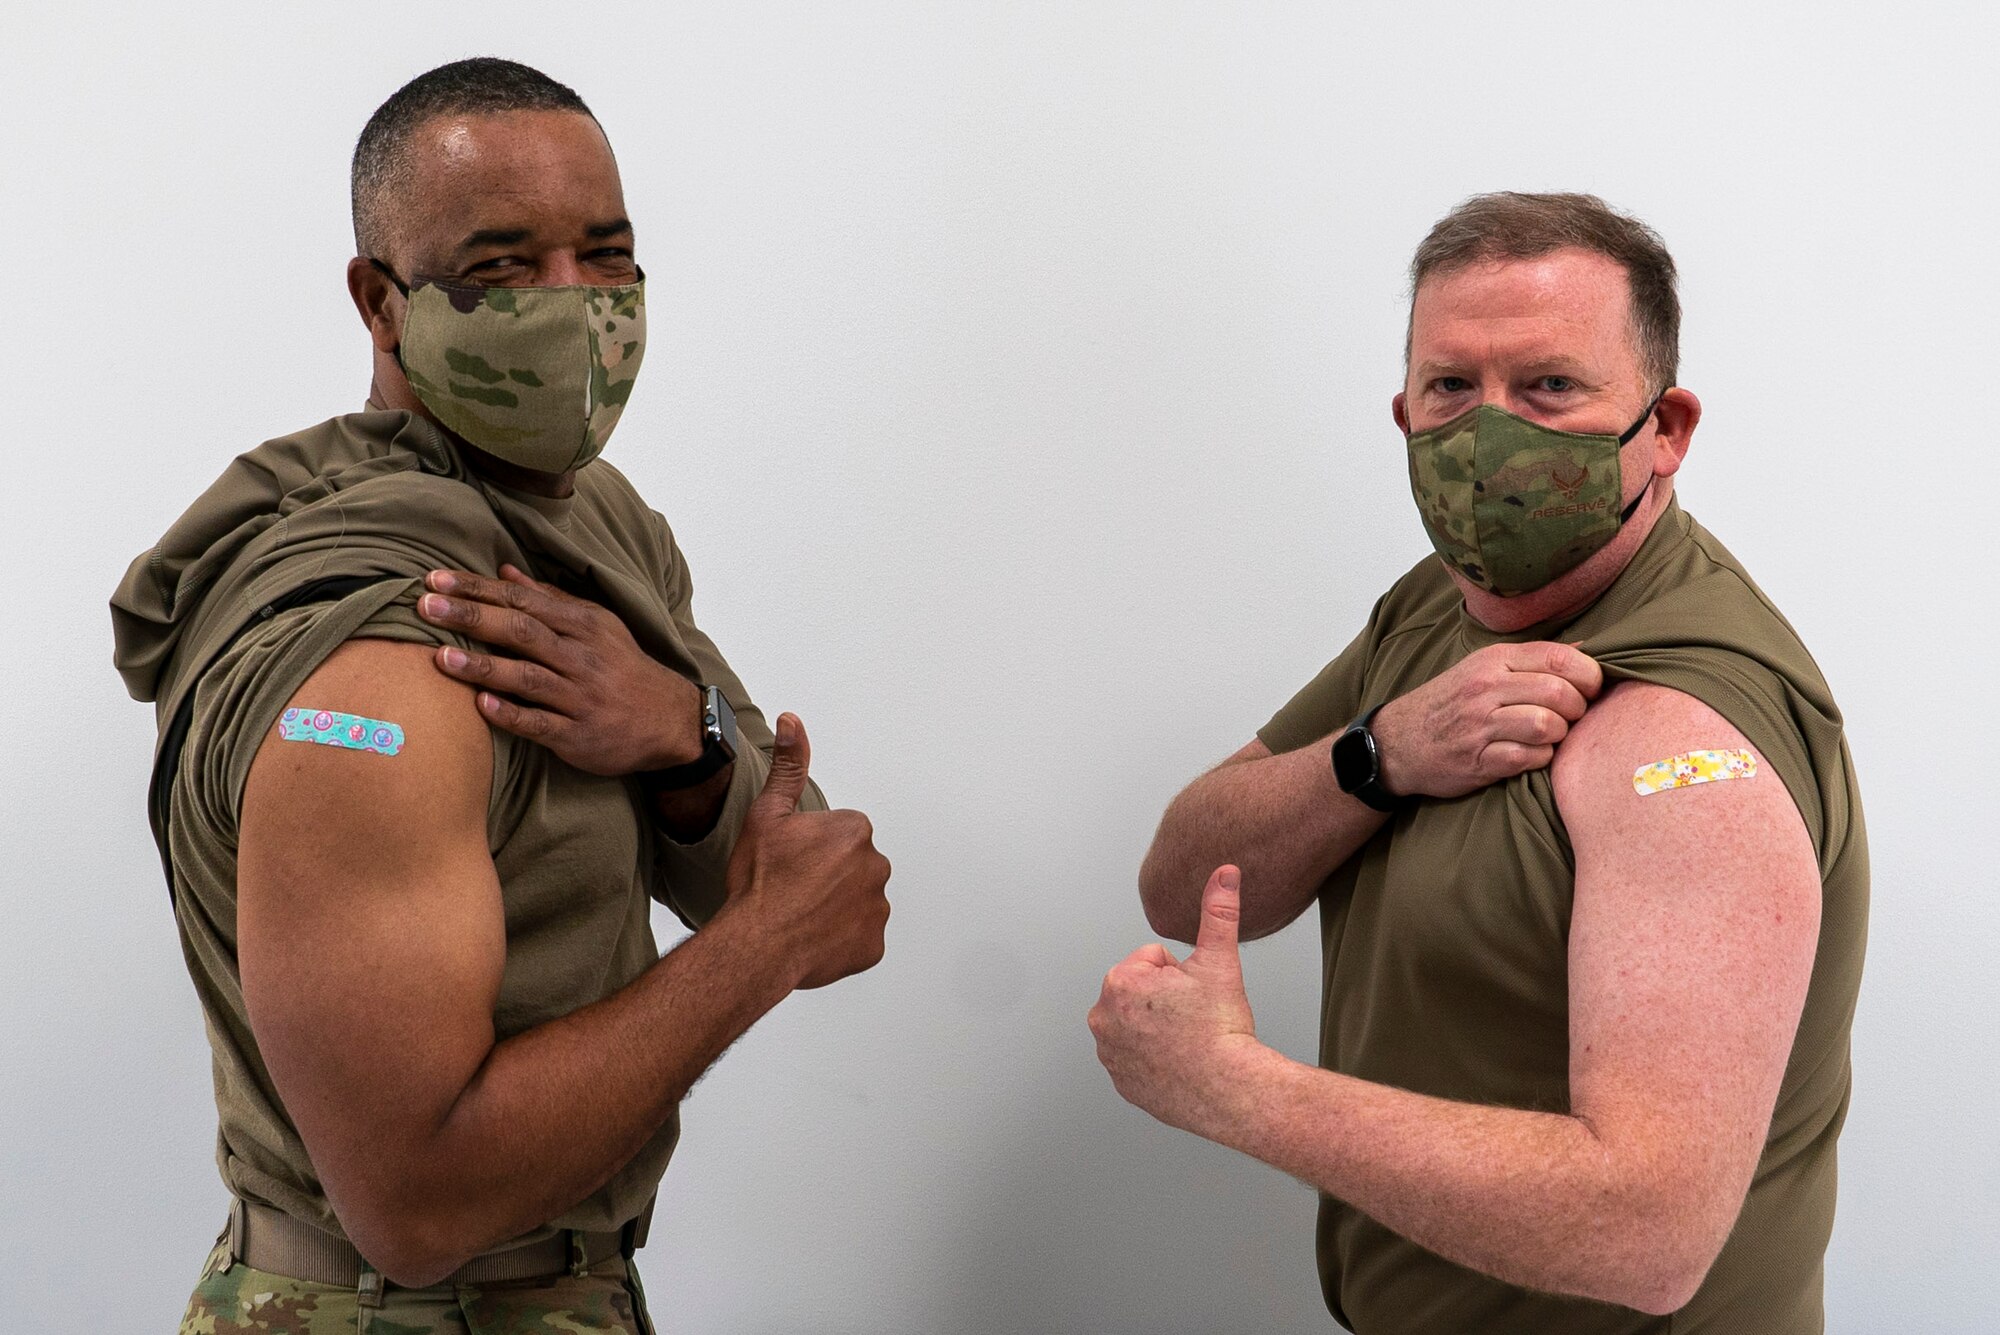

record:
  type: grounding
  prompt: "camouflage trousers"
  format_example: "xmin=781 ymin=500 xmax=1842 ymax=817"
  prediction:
xmin=177 ymin=1235 xmax=659 ymax=1334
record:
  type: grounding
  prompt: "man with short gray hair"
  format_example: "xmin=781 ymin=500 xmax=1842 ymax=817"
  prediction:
xmin=1093 ymin=192 xmax=1867 ymax=1332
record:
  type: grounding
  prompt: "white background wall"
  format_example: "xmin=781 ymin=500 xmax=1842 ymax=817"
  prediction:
xmin=3 ymin=3 xmax=1994 ymax=1330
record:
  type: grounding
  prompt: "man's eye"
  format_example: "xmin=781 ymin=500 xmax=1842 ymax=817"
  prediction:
xmin=467 ymin=257 xmax=525 ymax=277
xmin=1434 ymin=377 xmax=1472 ymax=394
xmin=1538 ymin=376 xmax=1575 ymax=393
xmin=588 ymin=249 xmax=640 ymax=276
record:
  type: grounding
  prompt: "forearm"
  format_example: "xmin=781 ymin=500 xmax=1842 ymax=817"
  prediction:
xmin=645 ymin=742 xmax=828 ymax=927
xmin=646 ymin=734 xmax=829 ymax=844
xmin=1205 ymin=1044 xmax=1702 ymax=1314
xmin=363 ymin=907 xmax=797 ymax=1279
xmin=646 ymin=758 xmax=734 ymax=839
xmin=1140 ymin=741 xmax=1386 ymax=941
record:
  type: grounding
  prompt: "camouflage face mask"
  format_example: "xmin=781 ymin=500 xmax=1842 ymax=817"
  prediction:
xmin=384 ymin=266 xmax=646 ymax=474
xmin=1405 ymin=399 xmax=1658 ymax=596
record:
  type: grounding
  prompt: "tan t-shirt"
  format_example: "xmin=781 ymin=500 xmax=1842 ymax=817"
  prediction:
xmin=113 ymin=409 xmax=821 ymax=1245
xmin=1259 ymin=500 xmax=1868 ymax=1334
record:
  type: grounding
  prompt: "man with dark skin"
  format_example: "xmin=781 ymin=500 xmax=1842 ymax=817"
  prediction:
xmin=118 ymin=60 xmax=889 ymax=1332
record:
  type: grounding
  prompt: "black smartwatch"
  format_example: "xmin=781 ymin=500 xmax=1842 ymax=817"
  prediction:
xmin=1331 ymin=703 xmax=1405 ymax=814
xmin=651 ymin=685 xmax=738 ymax=789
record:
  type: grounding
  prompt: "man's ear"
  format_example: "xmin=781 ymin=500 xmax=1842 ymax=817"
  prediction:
xmin=346 ymin=257 xmax=403 ymax=356
xmin=1392 ymin=391 xmax=1411 ymax=436
xmin=1649 ymin=387 xmax=1702 ymax=479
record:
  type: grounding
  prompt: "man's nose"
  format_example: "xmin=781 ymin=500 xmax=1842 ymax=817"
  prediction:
xmin=539 ymin=252 xmax=586 ymax=286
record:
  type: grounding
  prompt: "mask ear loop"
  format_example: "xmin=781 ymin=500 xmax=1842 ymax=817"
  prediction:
xmin=1616 ymin=391 xmax=1670 ymax=521
xmin=367 ymin=257 xmax=411 ymax=296
xmin=366 ymin=258 xmax=415 ymax=366
xmin=1616 ymin=391 xmax=1667 ymax=445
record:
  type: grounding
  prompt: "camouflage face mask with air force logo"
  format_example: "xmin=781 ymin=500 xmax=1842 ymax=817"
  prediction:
xmin=1404 ymin=398 xmax=1659 ymax=596
xmin=378 ymin=263 xmax=646 ymax=474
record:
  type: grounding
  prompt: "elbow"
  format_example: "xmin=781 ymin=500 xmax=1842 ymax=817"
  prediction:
xmin=1136 ymin=851 xmax=1197 ymax=944
xmin=335 ymin=1183 xmax=489 ymax=1290
xmin=1141 ymin=897 xmax=1195 ymax=945
xmin=1613 ymin=1262 xmax=1711 ymax=1318
xmin=352 ymin=1216 xmax=481 ymax=1291
xmin=1559 ymin=1226 xmax=1712 ymax=1316
xmin=368 ymin=1250 xmax=456 ymax=1293
xmin=1610 ymin=1265 xmax=1707 ymax=1319
xmin=1588 ymin=1187 xmax=1734 ymax=1315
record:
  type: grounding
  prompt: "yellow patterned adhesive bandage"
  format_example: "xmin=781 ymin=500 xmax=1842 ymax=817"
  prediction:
xmin=1632 ymin=748 xmax=1757 ymax=796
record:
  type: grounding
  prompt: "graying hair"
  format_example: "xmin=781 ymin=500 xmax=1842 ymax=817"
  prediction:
xmin=1408 ymin=192 xmax=1680 ymax=395
xmin=351 ymin=57 xmax=594 ymax=259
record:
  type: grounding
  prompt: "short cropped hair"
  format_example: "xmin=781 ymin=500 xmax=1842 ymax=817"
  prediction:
xmin=351 ymin=57 xmax=595 ymax=258
xmin=1409 ymin=192 xmax=1681 ymax=395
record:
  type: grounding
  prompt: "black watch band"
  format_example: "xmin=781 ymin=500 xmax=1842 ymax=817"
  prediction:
xmin=650 ymin=685 xmax=738 ymax=790
xmin=1331 ymin=703 xmax=1405 ymax=813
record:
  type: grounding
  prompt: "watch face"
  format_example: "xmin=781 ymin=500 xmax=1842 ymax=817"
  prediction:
xmin=704 ymin=687 xmax=738 ymax=758
xmin=1331 ymin=726 xmax=1377 ymax=794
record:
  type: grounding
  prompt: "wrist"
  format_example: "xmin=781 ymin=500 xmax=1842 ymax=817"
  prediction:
xmin=1190 ymin=1035 xmax=1284 ymax=1146
xmin=1332 ymin=703 xmax=1411 ymax=811
xmin=644 ymin=671 xmax=707 ymax=770
xmin=703 ymin=894 xmax=811 ymax=993
xmin=683 ymin=911 xmax=810 ymax=1022
xmin=1368 ymin=695 xmax=1432 ymax=799
xmin=650 ymin=762 xmax=734 ymax=843
xmin=1369 ymin=697 xmax=1414 ymax=799
xmin=648 ymin=682 xmax=738 ymax=792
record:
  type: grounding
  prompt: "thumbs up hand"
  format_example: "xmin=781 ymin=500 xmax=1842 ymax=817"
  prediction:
xmin=1088 ymin=865 xmax=1262 ymax=1136
xmin=721 ymin=713 xmax=892 ymax=990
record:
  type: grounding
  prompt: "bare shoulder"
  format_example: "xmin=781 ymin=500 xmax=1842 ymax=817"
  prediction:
xmin=241 ymin=638 xmax=493 ymax=875
xmin=1555 ymin=681 xmax=1737 ymax=768
xmin=1553 ymin=680 xmax=1812 ymax=883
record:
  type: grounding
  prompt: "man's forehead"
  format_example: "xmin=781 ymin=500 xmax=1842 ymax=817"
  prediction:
xmin=407 ymin=108 xmax=613 ymax=174
xmin=1410 ymin=249 xmax=1635 ymax=363
xmin=392 ymin=109 xmax=626 ymax=253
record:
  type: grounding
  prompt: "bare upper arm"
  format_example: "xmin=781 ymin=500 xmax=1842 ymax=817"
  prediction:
xmin=237 ymin=638 xmax=499 ymax=1230
xmin=1141 ymin=736 xmax=1294 ymax=943
xmin=1555 ymin=682 xmax=1820 ymax=1264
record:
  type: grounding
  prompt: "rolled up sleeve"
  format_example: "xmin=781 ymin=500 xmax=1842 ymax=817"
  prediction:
xmin=644 ymin=518 xmax=828 ymax=928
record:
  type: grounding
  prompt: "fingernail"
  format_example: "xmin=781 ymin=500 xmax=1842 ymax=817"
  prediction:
xmin=442 ymin=648 xmax=467 ymax=669
xmin=421 ymin=595 xmax=451 ymax=617
xmin=428 ymin=571 xmax=457 ymax=592
xmin=1219 ymin=866 xmax=1240 ymax=891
